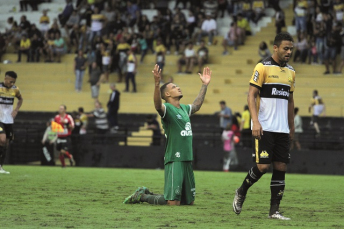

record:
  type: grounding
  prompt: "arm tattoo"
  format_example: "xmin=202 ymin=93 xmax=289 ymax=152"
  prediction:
xmin=191 ymin=84 xmax=207 ymax=114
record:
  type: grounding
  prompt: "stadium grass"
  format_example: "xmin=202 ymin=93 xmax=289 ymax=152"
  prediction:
xmin=0 ymin=165 xmax=343 ymax=229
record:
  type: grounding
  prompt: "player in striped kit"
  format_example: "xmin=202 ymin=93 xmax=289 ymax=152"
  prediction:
xmin=233 ymin=32 xmax=295 ymax=220
xmin=0 ymin=71 xmax=23 ymax=174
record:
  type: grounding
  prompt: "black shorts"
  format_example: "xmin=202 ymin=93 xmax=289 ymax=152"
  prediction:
xmin=56 ymin=137 xmax=71 ymax=152
xmin=312 ymin=115 xmax=319 ymax=123
xmin=102 ymin=64 xmax=109 ymax=73
xmin=252 ymin=131 xmax=290 ymax=164
xmin=0 ymin=123 xmax=14 ymax=141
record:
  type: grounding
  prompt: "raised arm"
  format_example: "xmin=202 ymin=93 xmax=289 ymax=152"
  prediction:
xmin=191 ymin=67 xmax=211 ymax=114
xmin=152 ymin=64 xmax=165 ymax=117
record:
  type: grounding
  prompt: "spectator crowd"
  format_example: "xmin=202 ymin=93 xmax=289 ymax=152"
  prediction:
xmin=0 ymin=0 xmax=271 ymax=74
xmin=292 ymin=0 xmax=344 ymax=74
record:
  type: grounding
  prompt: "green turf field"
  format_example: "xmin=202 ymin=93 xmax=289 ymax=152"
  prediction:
xmin=0 ymin=165 xmax=343 ymax=228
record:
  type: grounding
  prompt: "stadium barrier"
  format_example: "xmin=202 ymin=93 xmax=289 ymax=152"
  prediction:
xmin=6 ymin=132 xmax=344 ymax=175
xmin=5 ymin=112 xmax=344 ymax=175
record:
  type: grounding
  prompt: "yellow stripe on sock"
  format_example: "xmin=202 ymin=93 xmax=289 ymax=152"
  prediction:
xmin=255 ymin=139 xmax=259 ymax=163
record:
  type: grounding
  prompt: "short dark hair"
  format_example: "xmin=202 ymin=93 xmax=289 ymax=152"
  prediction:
xmin=219 ymin=100 xmax=226 ymax=105
xmin=244 ymin=105 xmax=249 ymax=110
xmin=78 ymin=107 xmax=84 ymax=113
xmin=294 ymin=107 xmax=299 ymax=114
xmin=5 ymin=71 xmax=17 ymax=79
xmin=260 ymin=41 xmax=268 ymax=50
xmin=160 ymin=82 xmax=171 ymax=100
xmin=61 ymin=104 xmax=67 ymax=110
xmin=273 ymin=32 xmax=294 ymax=47
xmin=313 ymin=90 xmax=318 ymax=95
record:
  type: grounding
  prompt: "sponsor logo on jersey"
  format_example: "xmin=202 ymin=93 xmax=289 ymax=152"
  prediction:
xmin=271 ymin=88 xmax=289 ymax=97
xmin=176 ymin=114 xmax=182 ymax=119
xmin=175 ymin=152 xmax=180 ymax=158
xmin=268 ymin=75 xmax=279 ymax=78
xmin=0 ymin=98 xmax=14 ymax=104
xmin=180 ymin=122 xmax=192 ymax=136
xmin=260 ymin=151 xmax=269 ymax=158
xmin=253 ymin=70 xmax=259 ymax=82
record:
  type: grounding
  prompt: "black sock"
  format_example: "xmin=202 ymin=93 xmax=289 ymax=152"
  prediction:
xmin=0 ymin=145 xmax=6 ymax=166
xmin=270 ymin=169 xmax=286 ymax=215
xmin=239 ymin=166 xmax=265 ymax=196
xmin=141 ymin=194 xmax=167 ymax=205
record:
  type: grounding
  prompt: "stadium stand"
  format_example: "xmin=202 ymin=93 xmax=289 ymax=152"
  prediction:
xmin=0 ymin=0 xmax=343 ymax=167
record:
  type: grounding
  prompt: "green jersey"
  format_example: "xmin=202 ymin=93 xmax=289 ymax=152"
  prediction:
xmin=161 ymin=103 xmax=193 ymax=164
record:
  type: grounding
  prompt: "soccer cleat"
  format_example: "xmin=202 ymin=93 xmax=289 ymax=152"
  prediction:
xmin=0 ymin=168 xmax=10 ymax=174
xmin=269 ymin=211 xmax=291 ymax=220
xmin=233 ymin=189 xmax=246 ymax=215
xmin=69 ymin=155 xmax=75 ymax=166
xmin=138 ymin=186 xmax=154 ymax=195
xmin=123 ymin=188 xmax=145 ymax=204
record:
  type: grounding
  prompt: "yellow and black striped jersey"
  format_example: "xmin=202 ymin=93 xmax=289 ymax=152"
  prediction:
xmin=249 ymin=56 xmax=295 ymax=133
xmin=0 ymin=83 xmax=21 ymax=124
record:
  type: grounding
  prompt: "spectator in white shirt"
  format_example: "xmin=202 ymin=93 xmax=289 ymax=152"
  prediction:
xmin=177 ymin=42 xmax=196 ymax=74
xmin=197 ymin=13 xmax=217 ymax=45
xmin=89 ymin=7 xmax=107 ymax=43
xmin=291 ymin=107 xmax=303 ymax=150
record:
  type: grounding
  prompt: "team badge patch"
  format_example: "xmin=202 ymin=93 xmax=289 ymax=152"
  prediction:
xmin=260 ymin=151 xmax=269 ymax=158
xmin=175 ymin=186 xmax=181 ymax=195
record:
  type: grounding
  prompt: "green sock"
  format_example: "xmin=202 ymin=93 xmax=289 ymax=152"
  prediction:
xmin=141 ymin=194 xmax=167 ymax=205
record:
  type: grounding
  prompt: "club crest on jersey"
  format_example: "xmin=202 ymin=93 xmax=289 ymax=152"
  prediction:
xmin=176 ymin=114 xmax=182 ymax=119
xmin=175 ymin=152 xmax=180 ymax=158
xmin=180 ymin=122 xmax=192 ymax=136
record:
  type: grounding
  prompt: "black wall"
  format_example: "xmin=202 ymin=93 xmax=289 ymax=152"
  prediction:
xmin=73 ymin=143 xmax=344 ymax=175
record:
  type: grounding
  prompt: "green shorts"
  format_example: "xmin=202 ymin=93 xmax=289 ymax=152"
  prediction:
xmin=164 ymin=161 xmax=195 ymax=205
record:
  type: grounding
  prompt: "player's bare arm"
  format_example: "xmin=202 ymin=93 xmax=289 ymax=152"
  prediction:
xmin=308 ymin=102 xmax=315 ymax=113
xmin=152 ymin=64 xmax=165 ymax=116
xmin=288 ymin=93 xmax=295 ymax=141
xmin=11 ymin=94 xmax=23 ymax=119
xmin=247 ymin=85 xmax=263 ymax=139
xmin=191 ymin=67 xmax=211 ymax=114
